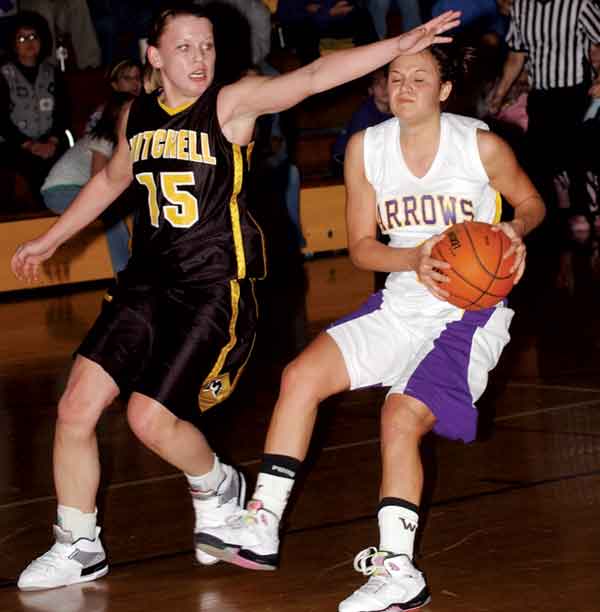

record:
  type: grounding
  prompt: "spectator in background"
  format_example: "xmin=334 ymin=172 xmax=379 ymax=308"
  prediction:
xmin=367 ymin=0 xmax=422 ymax=40
xmin=85 ymin=59 xmax=142 ymax=133
xmin=276 ymin=0 xmax=378 ymax=65
xmin=86 ymin=0 xmax=163 ymax=66
xmin=332 ymin=67 xmax=391 ymax=167
xmin=488 ymin=0 xmax=600 ymax=234
xmin=195 ymin=0 xmax=272 ymax=68
xmin=20 ymin=0 xmax=101 ymax=69
xmin=41 ymin=91 xmax=134 ymax=274
xmin=0 ymin=10 xmax=69 ymax=206
xmin=431 ymin=0 xmax=509 ymax=42
xmin=569 ymin=43 xmax=600 ymax=237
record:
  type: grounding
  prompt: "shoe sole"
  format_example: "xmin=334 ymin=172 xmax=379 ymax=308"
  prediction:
xmin=194 ymin=470 xmax=247 ymax=567
xmin=18 ymin=565 xmax=109 ymax=591
xmin=197 ymin=534 xmax=277 ymax=571
xmin=383 ymin=591 xmax=431 ymax=611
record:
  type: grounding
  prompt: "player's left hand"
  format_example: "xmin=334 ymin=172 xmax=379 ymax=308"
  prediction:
xmin=396 ymin=10 xmax=461 ymax=56
xmin=493 ymin=221 xmax=526 ymax=283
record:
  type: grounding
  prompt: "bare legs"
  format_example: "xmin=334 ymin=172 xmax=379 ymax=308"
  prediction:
xmin=54 ymin=355 xmax=216 ymax=514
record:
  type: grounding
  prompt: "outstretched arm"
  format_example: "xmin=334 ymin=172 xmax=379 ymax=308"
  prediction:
xmin=219 ymin=10 xmax=460 ymax=138
xmin=11 ymin=104 xmax=134 ymax=283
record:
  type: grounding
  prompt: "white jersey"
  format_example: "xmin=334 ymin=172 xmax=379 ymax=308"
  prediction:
xmin=325 ymin=113 xmax=512 ymax=443
xmin=363 ymin=112 xmax=501 ymax=302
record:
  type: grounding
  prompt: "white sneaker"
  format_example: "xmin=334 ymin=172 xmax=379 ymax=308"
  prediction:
xmin=338 ymin=547 xmax=431 ymax=612
xmin=192 ymin=464 xmax=246 ymax=565
xmin=18 ymin=526 xmax=108 ymax=591
xmin=195 ymin=500 xmax=279 ymax=570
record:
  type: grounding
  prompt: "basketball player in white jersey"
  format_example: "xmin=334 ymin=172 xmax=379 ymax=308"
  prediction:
xmin=196 ymin=45 xmax=546 ymax=611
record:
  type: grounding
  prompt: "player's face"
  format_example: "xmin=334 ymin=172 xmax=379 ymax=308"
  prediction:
xmin=387 ymin=52 xmax=451 ymax=124
xmin=149 ymin=15 xmax=215 ymax=106
xmin=15 ymin=27 xmax=41 ymax=66
xmin=113 ymin=66 xmax=142 ymax=96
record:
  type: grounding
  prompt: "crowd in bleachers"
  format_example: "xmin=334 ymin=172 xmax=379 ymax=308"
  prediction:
xmin=1 ymin=0 xmax=599 ymax=262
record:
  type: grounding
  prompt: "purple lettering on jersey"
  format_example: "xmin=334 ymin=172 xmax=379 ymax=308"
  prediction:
xmin=439 ymin=195 xmax=458 ymax=226
xmin=385 ymin=199 xmax=401 ymax=229
xmin=460 ymin=199 xmax=474 ymax=220
xmin=403 ymin=196 xmax=418 ymax=226
xmin=421 ymin=195 xmax=436 ymax=225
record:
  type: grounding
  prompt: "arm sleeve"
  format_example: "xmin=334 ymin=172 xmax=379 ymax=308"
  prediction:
xmin=581 ymin=0 xmax=600 ymax=44
xmin=0 ymin=72 xmax=30 ymax=147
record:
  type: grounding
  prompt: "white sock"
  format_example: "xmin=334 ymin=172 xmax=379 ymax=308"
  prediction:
xmin=252 ymin=472 xmax=294 ymax=521
xmin=186 ymin=454 xmax=226 ymax=494
xmin=378 ymin=503 xmax=419 ymax=559
xmin=57 ymin=505 xmax=97 ymax=541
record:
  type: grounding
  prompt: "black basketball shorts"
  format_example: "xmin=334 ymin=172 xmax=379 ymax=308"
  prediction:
xmin=77 ymin=278 xmax=258 ymax=421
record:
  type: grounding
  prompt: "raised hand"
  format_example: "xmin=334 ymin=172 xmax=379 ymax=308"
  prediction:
xmin=396 ymin=10 xmax=461 ymax=56
xmin=11 ymin=237 xmax=58 ymax=284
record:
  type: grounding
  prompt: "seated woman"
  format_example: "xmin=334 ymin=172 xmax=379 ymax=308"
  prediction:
xmin=41 ymin=91 xmax=134 ymax=274
xmin=0 ymin=10 xmax=70 ymax=207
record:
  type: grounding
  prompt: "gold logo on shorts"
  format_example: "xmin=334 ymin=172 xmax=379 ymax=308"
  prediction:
xmin=199 ymin=373 xmax=231 ymax=412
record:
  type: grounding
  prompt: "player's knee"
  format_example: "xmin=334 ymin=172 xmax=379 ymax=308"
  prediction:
xmin=280 ymin=357 xmax=329 ymax=403
xmin=127 ymin=401 xmax=173 ymax=451
xmin=381 ymin=397 xmax=436 ymax=441
xmin=56 ymin=388 xmax=102 ymax=433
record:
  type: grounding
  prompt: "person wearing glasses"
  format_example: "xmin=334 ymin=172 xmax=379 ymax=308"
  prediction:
xmin=0 ymin=10 xmax=70 ymax=208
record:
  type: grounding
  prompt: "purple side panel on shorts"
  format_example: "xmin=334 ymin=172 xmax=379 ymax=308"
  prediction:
xmin=403 ymin=307 xmax=496 ymax=444
xmin=328 ymin=290 xmax=384 ymax=329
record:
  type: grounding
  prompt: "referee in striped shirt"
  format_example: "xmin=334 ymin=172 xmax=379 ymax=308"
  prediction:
xmin=489 ymin=0 xmax=600 ymax=218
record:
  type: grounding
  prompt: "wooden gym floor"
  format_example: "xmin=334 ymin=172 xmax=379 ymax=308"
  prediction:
xmin=1 ymin=240 xmax=600 ymax=612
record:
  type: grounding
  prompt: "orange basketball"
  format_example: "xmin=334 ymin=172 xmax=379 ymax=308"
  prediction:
xmin=430 ymin=221 xmax=516 ymax=310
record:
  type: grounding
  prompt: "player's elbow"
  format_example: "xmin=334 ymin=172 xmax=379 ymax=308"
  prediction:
xmin=348 ymin=239 xmax=371 ymax=270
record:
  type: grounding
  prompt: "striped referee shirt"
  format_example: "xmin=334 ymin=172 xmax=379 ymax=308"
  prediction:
xmin=507 ymin=0 xmax=600 ymax=90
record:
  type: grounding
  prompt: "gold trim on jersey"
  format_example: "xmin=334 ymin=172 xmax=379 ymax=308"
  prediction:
xmin=230 ymin=332 xmax=256 ymax=392
xmin=209 ymin=279 xmax=240 ymax=380
xmin=250 ymin=278 xmax=259 ymax=319
xmin=230 ymin=144 xmax=246 ymax=278
xmin=246 ymin=141 xmax=255 ymax=169
xmin=157 ymin=97 xmax=195 ymax=116
xmin=198 ymin=279 xmax=241 ymax=412
xmin=493 ymin=191 xmax=502 ymax=224
xmin=247 ymin=209 xmax=268 ymax=279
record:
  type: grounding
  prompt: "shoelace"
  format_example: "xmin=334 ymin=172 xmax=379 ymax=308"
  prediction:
xmin=352 ymin=547 xmax=418 ymax=594
xmin=353 ymin=546 xmax=388 ymax=577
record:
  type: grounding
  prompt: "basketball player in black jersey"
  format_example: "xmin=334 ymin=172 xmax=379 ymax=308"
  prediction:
xmin=11 ymin=3 xmax=460 ymax=590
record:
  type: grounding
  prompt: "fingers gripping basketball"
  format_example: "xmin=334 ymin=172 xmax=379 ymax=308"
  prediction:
xmin=431 ymin=221 xmax=516 ymax=310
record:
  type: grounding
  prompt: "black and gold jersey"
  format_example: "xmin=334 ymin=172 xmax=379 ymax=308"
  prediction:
xmin=124 ymin=84 xmax=266 ymax=285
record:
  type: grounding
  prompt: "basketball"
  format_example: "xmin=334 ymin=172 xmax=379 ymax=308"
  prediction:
xmin=431 ymin=221 xmax=517 ymax=310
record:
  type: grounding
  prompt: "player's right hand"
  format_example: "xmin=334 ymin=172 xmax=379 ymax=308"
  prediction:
xmin=414 ymin=235 xmax=451 ymax=301
xmin=11 ymin=237 xmax=57 ymax=284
